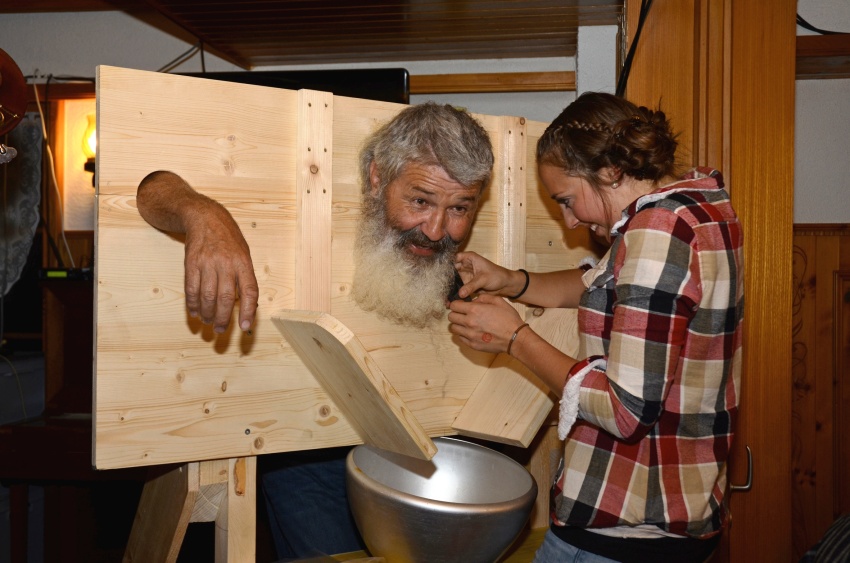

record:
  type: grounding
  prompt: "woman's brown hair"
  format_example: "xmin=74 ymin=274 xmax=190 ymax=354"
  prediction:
xmin=536 ymin=92 xmax=679 ymax=188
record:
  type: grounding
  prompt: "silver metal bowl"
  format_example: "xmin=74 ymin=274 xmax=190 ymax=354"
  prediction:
xmin=346 ymin=437 xmax=537 ymax=563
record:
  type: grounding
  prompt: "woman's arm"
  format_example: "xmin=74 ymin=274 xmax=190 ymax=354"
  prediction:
xmin=454 ymin=251 xmax=588 ymax=308
xmin=447 ymin=293 xmax=577 ymax=397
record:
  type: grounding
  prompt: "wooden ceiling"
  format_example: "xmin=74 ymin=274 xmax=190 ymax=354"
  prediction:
xmin=2 ymin=0 xmax=624 ymax=69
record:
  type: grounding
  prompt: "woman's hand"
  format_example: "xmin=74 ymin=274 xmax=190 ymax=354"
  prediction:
xmin=448 ymin=293 xmax=525 ymax=355
xmin=454 ymin=251 xmax=528 ymax=300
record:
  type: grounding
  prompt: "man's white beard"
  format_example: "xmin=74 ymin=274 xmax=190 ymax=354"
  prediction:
xmin=351 ymin=198 xmax=457 ymax=329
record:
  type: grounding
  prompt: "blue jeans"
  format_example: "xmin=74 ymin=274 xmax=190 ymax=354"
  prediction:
xmin=259 ymin=447 xmax=366 ymax=560
xmin=533 ymin=529 xmax=620 ymax=563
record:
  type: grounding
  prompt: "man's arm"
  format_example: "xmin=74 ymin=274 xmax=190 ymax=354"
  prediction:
xmin=137 ymin=170 xmax=259 ymax=333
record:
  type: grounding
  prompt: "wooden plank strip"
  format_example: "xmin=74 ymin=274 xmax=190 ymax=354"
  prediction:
xmin=453 ymin=116 xmax=556 ymax=448
xmin=497 ymin=116 xmax=528 ymax=269
xmin=272 ymin=310 xmax=437 ymax=460
xmin=796 ymin=35 xmax=850 ymax=80
xmin=124 ymin=462 xmax=198 ymax=563
xmin=295 ymin=90 xmax=334 ymax=312
xmin=215 ymin=457 xmax=256 ymax=563
xmin=410 ymin=71 xmax=576 ymax=94
xmin=32 ymin=71 xmax=577 ymax=101
xmin=797 ymin=34 xmax=850 ymax=58
xmin=189 ymin=459 xmax=229 ymax=523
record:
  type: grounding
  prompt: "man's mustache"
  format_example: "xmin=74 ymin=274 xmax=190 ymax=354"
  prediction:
xmin=394 ymin=227 xmax=460 ymax=255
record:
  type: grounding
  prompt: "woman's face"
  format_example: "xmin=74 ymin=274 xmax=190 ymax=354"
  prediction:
xmin=539 ymin=163 xmax=614 ymax=241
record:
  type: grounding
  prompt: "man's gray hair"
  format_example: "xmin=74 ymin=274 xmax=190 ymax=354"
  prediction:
xmin=359 ymin=102 xmax=494 ymax=195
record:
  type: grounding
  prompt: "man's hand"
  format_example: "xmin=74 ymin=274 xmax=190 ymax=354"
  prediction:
xmin=183 ymin=202 xmax=259 ymax=332
xmin=137 ymin=171 xmax=259 ymax=333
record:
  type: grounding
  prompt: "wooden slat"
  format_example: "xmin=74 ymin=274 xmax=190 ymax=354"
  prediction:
xmin=214 ymin=457 xmax=256 ymax=563
xmin=295 ymin=89 xmax=334 ymax=312
xmin=124 ymin=463 xmax=198 ymax=563
xmin=33 ymin=71 xmax=575 ymax=102
xmin=410 ymin=72 xmax=576 ymax=94
xmin=453 ymin=116 xmax=555 ymax=448
xmin=189 ymin=459 xmax=229 ymax=523
xmin=796 ymin=34 xmax=850 ymax=79
xmin=272 ymin=310 xmax=437 ymax=460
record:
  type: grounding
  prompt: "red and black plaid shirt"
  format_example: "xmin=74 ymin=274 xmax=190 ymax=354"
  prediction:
xmin=553 ymin=168 xmax=744 ymax=539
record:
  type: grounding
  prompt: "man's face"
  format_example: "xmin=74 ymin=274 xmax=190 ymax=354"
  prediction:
xmin=372 ymin=161 xmax=481 ymax=260
xmin=351 ymin=161 xmax=483 ymax=328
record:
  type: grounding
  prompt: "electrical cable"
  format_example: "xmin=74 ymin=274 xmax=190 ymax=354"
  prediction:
xmin=616 ymin=0 xmax=654 ymax=98
xmin=200 ymin=41 xmax=206 ymax=73
xmin=157 ymin=42 xmax=201 ymax=73
xmin=32 ymin=80 xmax=75 ymax=269
xmin=41 ymin=75 xmax=65 ymax=269
xmin=0 ymin=353 xmax=28 ymax=421
xmin=796 ymin=14 xmax=846 ymax=35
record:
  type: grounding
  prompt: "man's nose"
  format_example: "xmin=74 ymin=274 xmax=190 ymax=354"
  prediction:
xmin=421 ymin=210 xmax=447 ymax=241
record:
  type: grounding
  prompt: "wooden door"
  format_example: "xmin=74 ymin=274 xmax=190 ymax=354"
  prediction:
xmin=624 ymin=0 xmax=796 ymax=560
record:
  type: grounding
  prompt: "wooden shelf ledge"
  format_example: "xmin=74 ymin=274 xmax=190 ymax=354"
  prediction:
xmin=797 ymin=34 xmax=850 ymax=80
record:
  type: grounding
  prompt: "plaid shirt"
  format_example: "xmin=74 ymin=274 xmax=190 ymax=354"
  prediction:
xmin=552 ymin=168 xmax=744 ymax=539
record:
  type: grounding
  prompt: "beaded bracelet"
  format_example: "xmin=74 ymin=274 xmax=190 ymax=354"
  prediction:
xmin=508 ymin=269 xmax=530 ymax=300
xmin=507 ymin=323 xmax=530 ymax=356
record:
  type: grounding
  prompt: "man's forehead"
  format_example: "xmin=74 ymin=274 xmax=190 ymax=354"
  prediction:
xmin=392 ymin=162 xmax=482 ymax=198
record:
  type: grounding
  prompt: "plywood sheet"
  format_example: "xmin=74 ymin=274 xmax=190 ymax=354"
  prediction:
xmin=94 ymin=66 xmax=599 ymax=469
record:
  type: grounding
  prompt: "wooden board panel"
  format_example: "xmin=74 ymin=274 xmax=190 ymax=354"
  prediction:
xmin=94 ymin=67 xmax=598 ymax=469
xmin=272 ymin=310 xmax=436 ymax=460
xmin=95 ymin=67 xmax=356 ymax=469
xmin=327 ymin=96 xmax=495 ymax=437
xmin=791 ymin=234 xmax=835 ymax=555
xmin=791 ymin=227 xmax=850 ymax=560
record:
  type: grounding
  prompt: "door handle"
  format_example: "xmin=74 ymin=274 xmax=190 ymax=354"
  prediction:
xmin=730 ymin=445 xmax=752 ymax=492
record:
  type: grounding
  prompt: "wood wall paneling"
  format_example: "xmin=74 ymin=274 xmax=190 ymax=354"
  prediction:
xmin=792 ymin=226 xmax=850 ymax=560
xmin=835 ymin=270 xmax=850 ymax=516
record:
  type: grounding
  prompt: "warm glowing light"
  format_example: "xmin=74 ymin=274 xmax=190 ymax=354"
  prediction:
xmin=82 ymin=113 xmax=97 ymax=160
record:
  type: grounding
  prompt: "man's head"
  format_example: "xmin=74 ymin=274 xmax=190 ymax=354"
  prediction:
xmin=352 ymin=102 xmax=494 ymax=328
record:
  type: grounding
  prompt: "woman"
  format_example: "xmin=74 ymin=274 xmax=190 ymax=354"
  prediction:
xmin=447 ymin=92 xmax=743 ymax=563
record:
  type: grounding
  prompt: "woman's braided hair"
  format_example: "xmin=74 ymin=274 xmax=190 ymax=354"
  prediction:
xmin=536 ymin=92 xmax=679 ymax=188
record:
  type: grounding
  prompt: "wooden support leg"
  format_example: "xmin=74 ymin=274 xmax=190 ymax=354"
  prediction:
xmin=213 ymin=457 xmax=256 ymax=563
xmin=123 ymin=463 xmax=198 ymax=563
xmin=123 ymin=457 xmax=256 ymax=563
